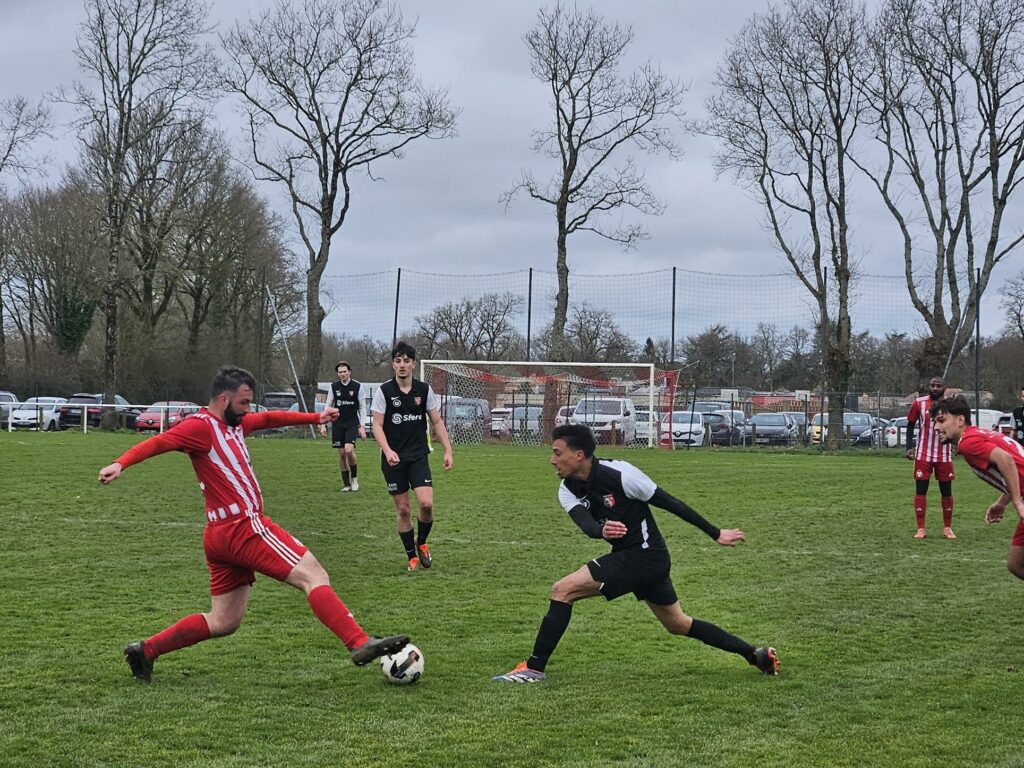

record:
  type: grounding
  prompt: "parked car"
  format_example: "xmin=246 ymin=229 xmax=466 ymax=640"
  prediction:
xmin=661 ymin=411 xmax=705 ymax=447
xmin=0 ymin=390 xmax=19 ymax=425
xmin=440 ymin=397 xmax=491 ymax=442
xmin=570 ymin=397 xmax=637 ymax=444
xmin=843 ymin=412 xmax=878 ymax=446
xmin=746 ymin=412 xmax=798 ymax=445
xmin=810 ymin=413 xmax=827 ymax=443
xmin=490 ymin=407 xmax=512 ymax=437
xmin=633 ymin=408 xmax=660 ymax=445
xmin=704 ymin=411 xmax=745 ymax=446
xmin=885 ymin=416 xmax=909 ymax=447
xmin=8 ymin=396 xmax=67 ymax=430
xmin=262 ymin=391 xmax=298 ymax=410
xmin=508 ymin=405 xmax=544 ymax=441
xmin=554 ymin=404 xmax=573 ymax=428
xmin=136 ymin=401 xmax=200 ymax=431
xmin=973 ymin=408 xmax=1005 ymax=431
xmin=779 ymin=411 xmax=809 ymax=443
xmin=57 ymin=393 xmax=141 ymax=429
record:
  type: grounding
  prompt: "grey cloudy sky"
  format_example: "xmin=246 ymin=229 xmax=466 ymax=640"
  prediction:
xmin=0 ymin=0 xmax=1018 ymax=335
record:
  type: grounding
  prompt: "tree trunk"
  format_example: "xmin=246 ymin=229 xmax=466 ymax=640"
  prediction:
xmin=301 ymin=240 xmax=328 ymax=411
xmin=102 ymin=229 xmax=120 ymax=403
xmin=551 ymin=203 xmax=569 ymax=361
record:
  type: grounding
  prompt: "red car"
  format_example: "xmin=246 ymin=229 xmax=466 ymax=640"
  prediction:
xmin=135 ymin=401 xmax=200 ymax=431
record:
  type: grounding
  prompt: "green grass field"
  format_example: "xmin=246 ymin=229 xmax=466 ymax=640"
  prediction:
xmin=2 ymin=431 xmax=1023 ymax=767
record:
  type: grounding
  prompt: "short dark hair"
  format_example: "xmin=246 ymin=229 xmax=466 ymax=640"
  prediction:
xmin=211 ymin=366 xmax=257 ymax=398
xmin=930 ymin=394 xmax=972 ymax=425
xmin=552 ymin=424 xmax=596 ymax=457
xmin=336 ymin=361 xmax=350 ymax=372
xmin=391 ymin=341 xmax=417 ymax=360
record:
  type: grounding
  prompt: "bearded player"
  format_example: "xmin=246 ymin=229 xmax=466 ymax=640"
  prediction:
xmin=98 ymin=366 xmax=409 ymax=682
xmin=906 ymin=376 xmax=956 ymax=539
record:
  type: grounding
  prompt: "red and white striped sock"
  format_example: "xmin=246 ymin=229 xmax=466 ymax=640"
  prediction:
xmin=144 ymin=614 xmax=211 ymax=660
xmin=307 ymin=585 xmax=369 ymax=650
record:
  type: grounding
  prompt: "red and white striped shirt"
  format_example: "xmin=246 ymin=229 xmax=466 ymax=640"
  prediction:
xmin=115 ymin=408 xmax=319 ymax=525
xmin=956 ymin=426 xmax=1024 ymax=494
xmin=907 ymin=395 xmax=952 ymax=463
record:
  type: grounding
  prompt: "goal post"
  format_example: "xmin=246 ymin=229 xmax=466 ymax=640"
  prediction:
xmin=419 ymin=360 xmax=679 ymax=449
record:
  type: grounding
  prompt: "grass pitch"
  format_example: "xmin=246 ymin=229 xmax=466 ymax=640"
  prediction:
xmin=1 ymin=431 xmax=1022 ymax=767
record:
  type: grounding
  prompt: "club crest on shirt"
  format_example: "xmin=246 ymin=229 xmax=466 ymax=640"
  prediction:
xmin=348 ymin=389 xmax=354 ymax=397
xmin=603 ymin=494 xmax=616 ymax=508
xmin=414 ymin=396 xmax=422 ymax=406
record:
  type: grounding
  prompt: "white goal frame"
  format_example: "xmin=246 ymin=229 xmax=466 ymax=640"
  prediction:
xmin=420 ymin=359 xmax=658 ymax=447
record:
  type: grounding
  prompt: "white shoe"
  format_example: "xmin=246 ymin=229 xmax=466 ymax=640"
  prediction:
xmin=340 ymin=486 xmax=352 ymax=493
xmin=351 ymin=478 xmax=360 ymax=491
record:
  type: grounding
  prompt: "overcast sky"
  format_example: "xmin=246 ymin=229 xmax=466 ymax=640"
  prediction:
xmin=0 ymin=0 xmax=1019 ymax=335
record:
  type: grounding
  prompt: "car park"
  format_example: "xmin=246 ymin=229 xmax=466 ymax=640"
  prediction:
xmin=8 ymin=396 xmax=67 ymax=430
xmin=136 ymin=401 xmax=200 ymax=431
xmin=843 ymin=412 xmax=878 ymax=446
xmin=661 ymin=411 xmax=705 ymax=447
xmin=508 ymin=405 xmax=544 ymax=441
xmin=570 ymin=397 xmax=636 ymax=444
xmin=746 ymin=412 xmax=798 ymax=445
xmin=633 ymin=408 xmax=660 ymax=445
xmin=779 ymin=411 xmax=810 ymax=443
xmin=554 ymin=404 xmax=573 ymax=428
xmin=440 ymin=397 xmax=491 ymax=442
xmin=691 ymin=400 xmax=731 ymax=414
xmin=704 ymin=411 xmax=745 ymax=446
xmin=57 ymin=393 xmax=141 ymax=429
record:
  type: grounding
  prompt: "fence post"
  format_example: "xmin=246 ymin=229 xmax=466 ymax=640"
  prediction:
xmin=526 ymin=267 xmax=533 ymax=362
xmin=670 ymin=267 xmax=677 ymax=366
xmin=392 ymin=268 xmax=402 ymax=348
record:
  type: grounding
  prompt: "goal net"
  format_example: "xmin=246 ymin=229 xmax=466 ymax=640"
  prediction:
xmin=419 ymin=360 xmax=679 ymax=448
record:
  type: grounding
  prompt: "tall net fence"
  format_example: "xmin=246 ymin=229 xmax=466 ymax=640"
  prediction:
xmin=320 ymin=268 xmax=937 ymax=356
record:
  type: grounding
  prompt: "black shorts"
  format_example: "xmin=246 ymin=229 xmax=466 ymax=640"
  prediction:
xmin=380 ymin=454 xmax=432 ymax=495
xmin=332 ymin=420 xmax=360 ymax=448
xmin=586 ymin=547 xmax=677 ymax=605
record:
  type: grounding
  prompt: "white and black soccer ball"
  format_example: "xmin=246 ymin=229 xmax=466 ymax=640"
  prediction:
xmin=380 ymin=643 xmax=423 ymax=685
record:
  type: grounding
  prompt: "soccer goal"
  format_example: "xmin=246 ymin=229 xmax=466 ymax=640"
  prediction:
xmin=419 ymin=360 xmax=680 ymax=448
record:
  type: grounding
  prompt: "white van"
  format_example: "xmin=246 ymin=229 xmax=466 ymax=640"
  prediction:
xmin=570 ymin=397 xmax=637 ymax=444
xmin=973 ymin=408 xmax=1004 ymax=431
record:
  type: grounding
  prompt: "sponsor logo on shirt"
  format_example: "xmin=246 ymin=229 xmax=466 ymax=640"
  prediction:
xmin=579 ymin=497 xmax=590 ymax=509
xmin=391 ymin=413 xmax=423 ymax=424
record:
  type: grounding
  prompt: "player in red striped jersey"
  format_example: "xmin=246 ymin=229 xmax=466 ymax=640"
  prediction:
xmin=906 ymin=376 xmax=956 ymax=540
xmin=932 ymin=395 xmax=1024 ymax=581
xmin=98 ymin=366 xmax=410 ymax=682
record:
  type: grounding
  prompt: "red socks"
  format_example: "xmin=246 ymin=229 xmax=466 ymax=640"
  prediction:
xmin=144 ymin=613 xmax=211 ymax=659
xmin=914 ymin=495 xmax=927 ymax=529
xmin=942 ymin=496 xmax=954 ymax=527
xmin=307 ymin=585 xmax=369 ymax=651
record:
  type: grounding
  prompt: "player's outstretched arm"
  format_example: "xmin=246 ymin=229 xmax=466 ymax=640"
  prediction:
xmin=98 ymin=462 xmax=122 ymax=484
xmin=648 ymin=487 xmax=722 ymax=541
xmin=989 ymin=448 xmax=1024 ymax=522
xmin=715 ymin=528 xmax=746 ymax=547
xmin=97 ymin=424 xmax=207 ymax=484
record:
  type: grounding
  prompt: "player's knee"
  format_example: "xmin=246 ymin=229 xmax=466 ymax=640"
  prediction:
xmin=418 ymin=500 xmax=433 ymax=517
xmin=395 ymin=505 xmax=413 ymax=523
xmin=207 ymin=612 xmax=244 ymax=637
xmin=550 ymin=578 xmax=575 ymax=603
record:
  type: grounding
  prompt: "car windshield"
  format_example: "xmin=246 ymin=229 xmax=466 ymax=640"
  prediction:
xmin=511 ymin=406 xmax=542 ymax=419
xmin=23 ymin=397 xmax=58 ymax=405
xmin=811 ymin=414 xmax=828 ymax=425
xmin=575 ymin=400 xmax=622 ymax=416
xmin=786 ymin=413 xmax=807 ymax=425
xmin=147 ymin=401 xmax=170 ymax=408
xmin=664 ymin=412 xmax=701 ymax=423
xmin=450 ymin=404 xmax=478 ymax=419
xmin=704 ymin=414 xmax=726 ymax=425
xmin=752 ymin=414 xmax=787 ymax=426
xmin=264 ymin=393 xmax=297 ymax=408
xmin=843 ymin=414 xmax=871 ymax=426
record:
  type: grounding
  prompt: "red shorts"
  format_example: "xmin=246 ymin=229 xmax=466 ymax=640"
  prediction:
xmin=1012 ymin=521 xmax=1024 ymax=548
xmin=202 ymin=513 xmax=308 ymax=596
xmin=913 ymin=459 xmax=954 ymax=482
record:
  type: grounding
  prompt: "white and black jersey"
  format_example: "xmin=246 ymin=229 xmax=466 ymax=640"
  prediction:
xmin=1013 ymin=406 xmax=1024 ymax=446
xmin=558 ymin=459 xmax=666 ymax=552
xmin=327 ymin=379 xmax=365 ymax=425
xmin=372 ymin=378 xmax=439 ymax=461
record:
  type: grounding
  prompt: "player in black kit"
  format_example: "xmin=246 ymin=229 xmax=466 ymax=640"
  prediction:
xmin=320 ymin=361 xmax=366 ymax=492
xmin=1012 ymin=386 xmax=1024 ymax=447
xmin=493 ymin=423 xmax=779 ymax=683
xmin=371 ymin=342 xmax=453 ymax=571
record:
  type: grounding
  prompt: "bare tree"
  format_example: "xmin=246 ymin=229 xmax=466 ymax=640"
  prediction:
xmin=0 ymin=96 xmax=50 ymax=184
xmin=64 ymin=0 xmax=213 ymax=404
xmin=857 ymin=0 xmax=1024 ymax=377
xmin=415 ymin=293 xmax=525 ymax=361
xmin=535 ymin=302 xmax=637 ymax=362
xmin=703 ymin=0 xmax=867 ymax=444
xmin=1002 ymin=270 xmax=1024 ymax=344
xmin=220 ymin=0 xmax=457 ymax=407
xmin=503 ymin=3 xmax=686 ymax=359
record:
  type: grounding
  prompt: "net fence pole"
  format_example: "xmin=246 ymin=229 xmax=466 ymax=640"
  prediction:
xmin=670 ymin=266 xmax=677 ymax=365
xmin=526 ymin=267 xmax=533 ymax=362
xmin=392 ymin=268 xmax=402 ymax=348
xmin=648 ymin=365 xmax=655 ymax=448
xmin=265 ymin=285 xmax=316 ymax=439
xmin=974 ymin=266 xmax=981 ymax=421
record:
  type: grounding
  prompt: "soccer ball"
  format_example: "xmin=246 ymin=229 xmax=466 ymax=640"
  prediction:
xmin=380 ymin=643 xmax=423 ymax=685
